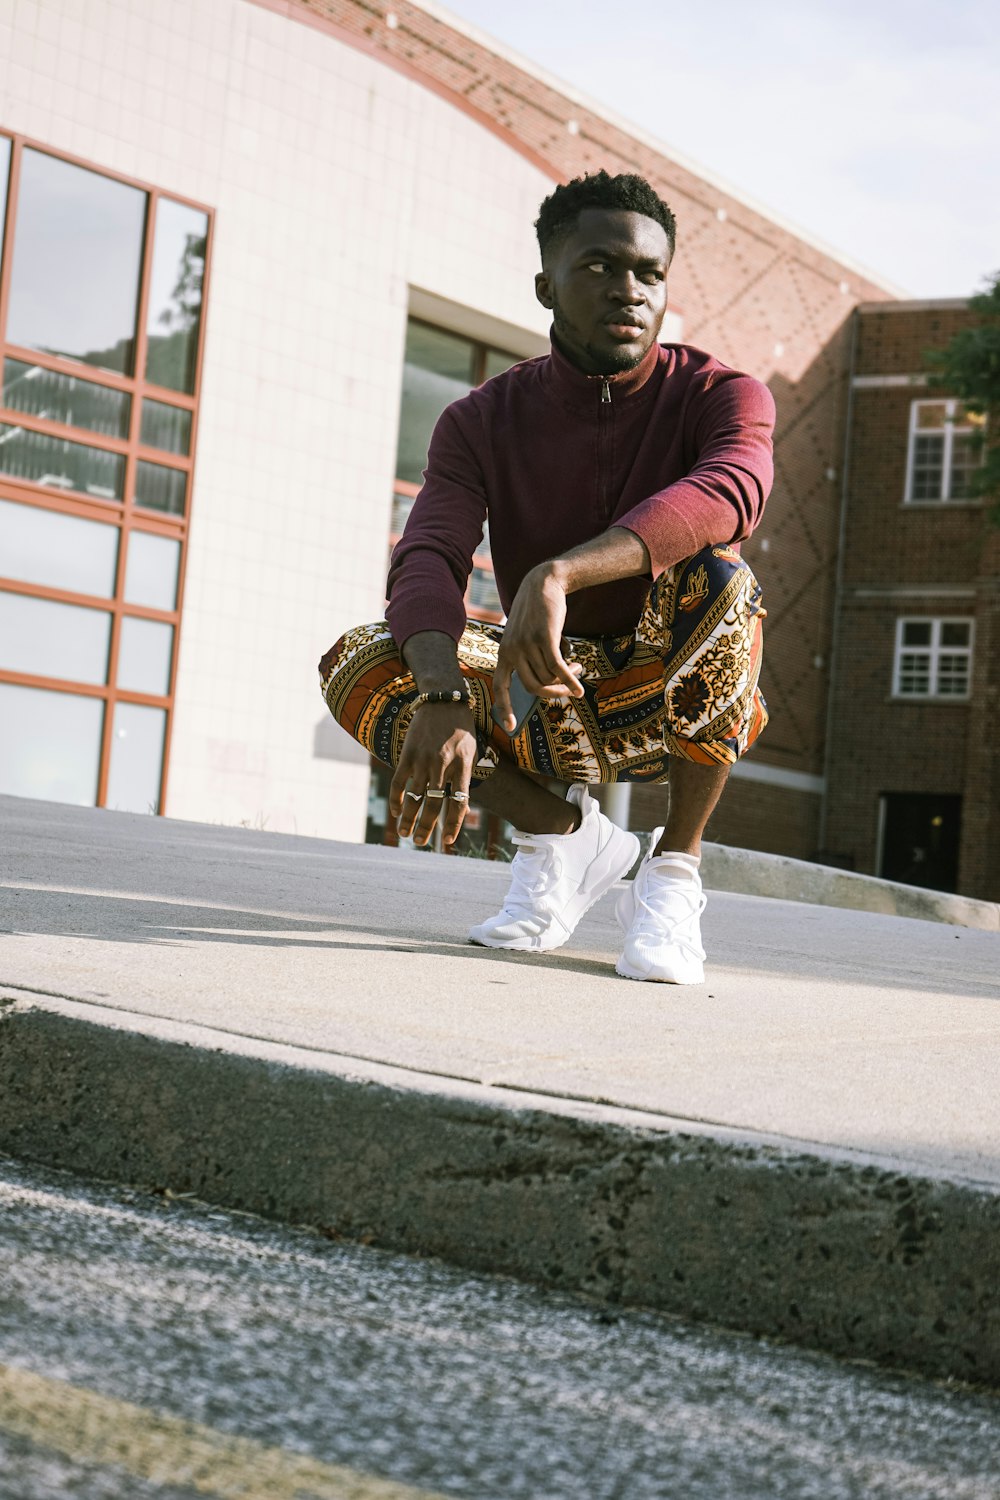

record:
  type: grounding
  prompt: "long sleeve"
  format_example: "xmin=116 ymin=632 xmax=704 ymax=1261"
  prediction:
xmin=615 ymin=372 xmax=775 ymax=575
xmin=385 ymin=405 xmax=489 ymax=650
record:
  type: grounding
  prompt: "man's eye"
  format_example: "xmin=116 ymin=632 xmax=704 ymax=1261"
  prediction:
xmin=587 ymin=262 xmax=610 ymax=274
xmin=641 ymin=272 xmax=664 ymax=284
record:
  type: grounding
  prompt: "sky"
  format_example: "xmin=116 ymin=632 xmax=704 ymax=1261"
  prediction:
xmin=434 ymin=0 xmax=998 ymax=298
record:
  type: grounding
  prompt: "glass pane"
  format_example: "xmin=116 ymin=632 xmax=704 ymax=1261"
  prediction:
xmin=0 ymin=135 xmax=10 ymax=254
xmin=395 ymin=322 xmax=476 ymax=485
xmin=0 ymin=422 xmax=125 ymax=499
xmin=0 ymin=498 xmax=119 ymax=596
xmin=390 ymin=491 xmax=417 ymax=535
xmin=936 ymin=655 xmax=970 ymax=695
xmin=0 ymin=590 xmax=111 ymax=684
xmin=915 ymin=403 xmax=948 ymax=430
xmin=902 ymin=621 xmax=932 ymax=647
xmin=7 ymin=149 xmax=146 ymax=375
xmin=140 ymin=397 xmax=191 ymax=455
xmin=2 ymin=358 xmax=131 ymax=438
xmin=124 ymin=530 xmax=181 ymax=611
xmin=910 ymin=434 xmax=944 ymax=501
xmin=0 ymin=682 xmax=103 ymax=806
xmin=145 ymin=198 xmax=208 ymax=394
xmin=482 ymin=347 xmax=520 ymax=381
xmin=468 ymin=565 xmax=501 ymax=614
xmin=105 ymin=701 xmax=166 ymax=813
xmin=940 ymin=621 xmax=971 ymax=647
xmin=134 ymin=458 xmax=186 ymax=515
xmin=948 ymin=433 xmax=978 ymax=499
xmin=897 ymin=656 xmax=930 ymax=695
xmin=116 ymin=616 xmax=173 ymax=695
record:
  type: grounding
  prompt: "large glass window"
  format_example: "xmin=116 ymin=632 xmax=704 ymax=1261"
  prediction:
xmin=140 ymin=398 xmax=191 ymax=455
xmin=0 ymin=136 xmax=10 ymax=253
xmin=906 ymin=400 xmax=985 ymax=503
xmin=123 ymin=530 xmax=181 ymax=611
xmin=6 ymin=149 xmax=147 ymax=375
xmin=0 ymin=132 xmax=211 ymax=817
xmin=105 ymin=702 xmax=167 ymax=814
xmin=145 ymin=198 xmax=208 ymax=394
xmin=134 ymin=457 xmax=186 ymax=515
xmin=0 ymin=683 xmax=104 ymax=806
xmin=0 ymin=498 xmax=119 ymax=596
xmin=0 ymin=591 xmax=112 ymax=684
xmin=3 ymin=358 xmax=131 ymax=438
xmin=0 ymin=422 xmax=126 ymax=498
xmin=893 ymin=617 xmax=974 ymax=699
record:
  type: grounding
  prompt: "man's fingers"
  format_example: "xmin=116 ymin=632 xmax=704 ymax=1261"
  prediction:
xmin=441 ymin=785 xmax=471 ymax=847
xmin=389 ymin=760 xmax=415 ymax=819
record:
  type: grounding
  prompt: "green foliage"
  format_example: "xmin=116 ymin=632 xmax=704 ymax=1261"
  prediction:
xmin=926 ymin=270 xmax=1000 ymax=523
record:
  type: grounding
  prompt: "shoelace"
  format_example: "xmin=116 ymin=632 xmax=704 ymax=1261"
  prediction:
xmin=632 ymin=871 xmax=707 ymax=960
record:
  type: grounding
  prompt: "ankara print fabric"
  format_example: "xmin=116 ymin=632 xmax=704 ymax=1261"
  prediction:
xmin=319 ymin=544 xmax=767 ymax=786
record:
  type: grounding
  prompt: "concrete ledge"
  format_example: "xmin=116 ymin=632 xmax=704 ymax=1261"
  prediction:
xmin=2 ymin=995 xmax=998 ymax=1389
xmin=699 ymin=843 xmax=1000 ymax=931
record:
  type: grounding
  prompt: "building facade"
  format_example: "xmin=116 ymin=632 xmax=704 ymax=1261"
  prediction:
xmin=1 ymin=0 xmax=893 ymax=856
xmin=822 ymin=301 xmax=999 ymax=902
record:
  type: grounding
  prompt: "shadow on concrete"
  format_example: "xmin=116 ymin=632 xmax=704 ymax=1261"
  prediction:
xmin=3 ymin=885 xmax=998 ymax=1002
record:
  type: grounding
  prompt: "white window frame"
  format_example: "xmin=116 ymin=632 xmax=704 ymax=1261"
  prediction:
xmin=904 ymin=399 xmax=983 ymax=504
xmin=892 ymin=616 xmax=974 ymax=700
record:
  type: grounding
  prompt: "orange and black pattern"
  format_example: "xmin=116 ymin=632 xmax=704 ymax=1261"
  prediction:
xmin=319 ymin=545 xmax=768 ymax=785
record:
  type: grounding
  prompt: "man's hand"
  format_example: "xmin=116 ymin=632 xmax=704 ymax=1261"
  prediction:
xmin=492 ymin=529 xmax=653 ymax=732
xmin=389 ymin=703 xmax=477 ymax=847
xmin=493 ymin=563 xmax=583 ymax=732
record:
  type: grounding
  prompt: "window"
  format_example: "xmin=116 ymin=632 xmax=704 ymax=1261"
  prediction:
xmin=905 ymin=400 xmax=985 ymax=503
xmin=390 ymin=317 xmax=521 ymax=625
xmin=893 ymin=618 xmax=973 ymax=699
xmin=0 ymin=132 xmax=212 ymax=815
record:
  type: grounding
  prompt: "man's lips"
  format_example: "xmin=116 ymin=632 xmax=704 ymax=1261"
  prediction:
xmin=604 ymin=316 xmax=644 ymax=337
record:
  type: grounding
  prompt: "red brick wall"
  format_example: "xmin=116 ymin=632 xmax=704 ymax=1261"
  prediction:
xmin=630 ymin=777 xmax=820 ymax=861
xmin=824 ymin=304 xmax=1000 ymax=900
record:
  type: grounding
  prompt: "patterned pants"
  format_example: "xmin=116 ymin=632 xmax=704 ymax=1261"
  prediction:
xmin=319 ymin=544 xmax=768 ymax=785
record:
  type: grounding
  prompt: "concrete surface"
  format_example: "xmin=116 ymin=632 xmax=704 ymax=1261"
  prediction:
xmin=4 ymin=1158 xmax=1000 ymax=1500
xmin=1 ymin=794 xmax=998 ymax=1386
xmin=699 ymin=842 xmax=1000 ymax=931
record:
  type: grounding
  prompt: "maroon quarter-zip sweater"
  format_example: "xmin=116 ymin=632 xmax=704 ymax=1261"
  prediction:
xmin=386 ymin=338 xmax=775 ymax=648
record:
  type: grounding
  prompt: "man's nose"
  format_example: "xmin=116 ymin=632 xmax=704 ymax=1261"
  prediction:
xmin=608 ymin=271 xmax=644 ymax=303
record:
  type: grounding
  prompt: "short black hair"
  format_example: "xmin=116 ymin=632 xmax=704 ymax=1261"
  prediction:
xmin=535 ymin=170 xmax=677 ymax=261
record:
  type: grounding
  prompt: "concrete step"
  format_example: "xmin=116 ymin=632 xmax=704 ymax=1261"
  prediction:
xmin=1 ymin=795 xmax=998 ymax=1387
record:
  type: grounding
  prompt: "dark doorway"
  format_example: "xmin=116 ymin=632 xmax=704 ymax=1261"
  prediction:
xmin=879 ymin=793 xmax=962 ymax=892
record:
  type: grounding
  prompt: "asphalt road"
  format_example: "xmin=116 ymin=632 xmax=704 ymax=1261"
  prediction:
xmin=1 ymin=1158 xmax=997 ymax=1500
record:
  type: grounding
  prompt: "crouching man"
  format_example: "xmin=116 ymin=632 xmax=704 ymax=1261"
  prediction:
xmin=320 ymin=170 xmax=774 ymax=984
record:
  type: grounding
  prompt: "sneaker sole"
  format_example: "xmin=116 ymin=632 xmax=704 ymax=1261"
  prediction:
xmin=615 ymin=956 xmax=705 ymax=984
xmin=469 ymin=827 xmax=641 ymax=953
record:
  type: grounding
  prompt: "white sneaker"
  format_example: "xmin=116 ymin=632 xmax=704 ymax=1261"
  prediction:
xmin=615 ymin=828 xmax=707 ymax=984
xmin=469 ymin=785 xmax=641 ymax=952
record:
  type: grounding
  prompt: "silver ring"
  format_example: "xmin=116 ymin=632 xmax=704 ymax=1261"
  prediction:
xmin=449 ymin=791 xmax=469 ymax=802
xmin=405 ymin=790 xmax=423 ymax=802
xmin=424 ymin=788 xmax=447 ymax=800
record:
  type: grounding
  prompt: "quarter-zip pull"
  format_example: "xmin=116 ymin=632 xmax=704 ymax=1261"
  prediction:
xmin=600 ymin=378 xmax=611 ymax=404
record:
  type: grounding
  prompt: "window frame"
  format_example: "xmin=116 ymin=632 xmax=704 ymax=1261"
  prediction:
xmin=904 ymin=398 xmax=984 ymax=505
xmin=0 ymin=130 xmax=214 ymax=815
xmin=892 ymin=616 xmax=975 ymax=701
xmin=390 ymin=317 xmax=522 ymax=626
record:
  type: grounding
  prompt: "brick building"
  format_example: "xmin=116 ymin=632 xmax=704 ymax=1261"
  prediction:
xmin=822 ymin=301 xmax=1000 ymax=901
xmin=0 ymin=0 xmax=895 ymax=856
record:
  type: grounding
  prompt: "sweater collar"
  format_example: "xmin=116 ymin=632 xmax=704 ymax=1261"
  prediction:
xmin=545 ymin=330 xmax=663 ymax=405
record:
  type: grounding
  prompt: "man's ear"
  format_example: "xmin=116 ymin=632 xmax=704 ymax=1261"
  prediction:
xmin=535 ymin=270 xmax=553 ymax=310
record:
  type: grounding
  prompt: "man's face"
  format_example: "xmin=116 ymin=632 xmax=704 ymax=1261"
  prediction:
xmin=535 ymin=208 xmax=671 ymax=376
